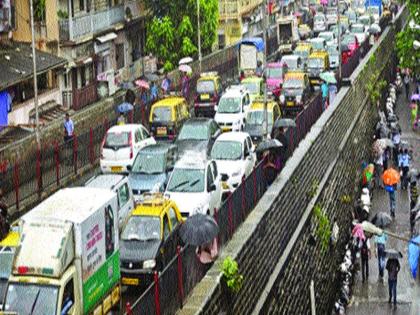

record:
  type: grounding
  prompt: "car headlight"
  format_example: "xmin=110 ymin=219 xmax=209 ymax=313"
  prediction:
xmin=280 ymin=95 xmax=285 ymax=103
xmin=143 ymin=259 xmax=156 ymax=269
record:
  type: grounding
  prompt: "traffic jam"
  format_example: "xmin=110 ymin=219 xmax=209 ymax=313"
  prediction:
xmin=0 ymin=0 xmax=390 ymax=313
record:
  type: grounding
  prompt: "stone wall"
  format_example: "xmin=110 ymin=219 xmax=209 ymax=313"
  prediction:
xmin=177 ymin=6 xmax=408 ymax=315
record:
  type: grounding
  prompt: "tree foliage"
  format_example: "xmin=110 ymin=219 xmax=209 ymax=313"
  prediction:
xmin=144 ymin=0 xmax=219 ymax=70
xmin=395 ymin=0 xmax=420 ymax=73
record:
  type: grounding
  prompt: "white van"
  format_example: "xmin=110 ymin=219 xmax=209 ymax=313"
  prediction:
xmin=85 ymin=174 xmax=134 ymax=229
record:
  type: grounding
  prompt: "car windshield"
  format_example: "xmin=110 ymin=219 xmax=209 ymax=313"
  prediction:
xmin=4 ymin=283 xmax=59 ymax=315
xmin=283 ymin=79 xmax=304 ymax=89
xmin=267 ymin=67 xmax=283 ymax=79
xmin=351 ymin=25 xmax=364 ymax=33
xmin=310 ymin=41 xmax=324 ymax=50
xmin=105 ymin=131 xmax=130 ymax=148
xmin=211 ymin=141 xmax=243 ymax=160
xmin=178 ymin=123 xmax=209 ymax=140
xmin=242 ymin=82 xmax=260 ymax=94
xmin=152 ymin=107 xmax=172 ymax=122
xmin=358 ymin=17 xmax=370 ymax=25
xmin=327 ymin=47 xmax=339 ymax=56
xmin=132 ymin=152 xmax=166 ymax=174
xmin=282 ymin=59 xmax=299 ymax=69
xmin=246 ymin=110 xmax=273 ymax=125
xmin=167 ymin=168 xmax=205 ymax=192
xmin=218 ymin=97 xmax=241 ymax=113
xmin=294 ymin=49 xmax=310 ymax=59
xmin=121 ymin=216 xmax=161 ymax=241
xmin=342 ymin=35 xmax=356 ymax=46
xmin=314 ymin=15 xmax=324 ymax=22
xmin=308 ymin=58 xmax=324 ymax=68
xmin=319 ymin=33 xmax=333 ymax=41
xmin=197 ymin=80 xmax=215 ymax=94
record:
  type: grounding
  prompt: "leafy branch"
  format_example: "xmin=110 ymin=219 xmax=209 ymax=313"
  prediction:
xmin=221 ymin=257 xmax=243 ymax=294
xmin=313 ymin=204 xmax=331 ymax=253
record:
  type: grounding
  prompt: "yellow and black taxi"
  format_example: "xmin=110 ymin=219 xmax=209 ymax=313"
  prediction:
xmin=244 ymin=98 xmax=282 ymax=144
xmin=194 ymin=72 xmax=223 ymax=117
xmin=149 ymin=96 xmax=190 ymax=141
xmin=119 ymin=194 xmax=184 ymax=287
xmin=307 ymin=50 xmax=329 ymax=86
xmin=279 ymin=71 xmax=311 ymax=113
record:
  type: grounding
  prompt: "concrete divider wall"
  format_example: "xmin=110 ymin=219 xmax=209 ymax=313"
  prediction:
xmin=177 ymin=6 xmax=408 ymax=315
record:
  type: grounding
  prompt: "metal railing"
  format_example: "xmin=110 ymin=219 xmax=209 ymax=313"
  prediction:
xmin=72 ymin=82 xmax=98 ymax=111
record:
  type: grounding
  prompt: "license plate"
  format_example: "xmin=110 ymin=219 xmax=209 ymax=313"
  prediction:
xmin=311 ymin=80 xmax=319 ymax=84
xmin=201 ymin=94 xmax=210 ymax=100
xmin=111 ymin=166 xmax=123 ymax=172
xmin=157 ymin=127 xmax=167 ymax=136
xmin=287 ymin=101 xmax=294 ymax=107
xmin=222 ymin=181 xmax=230 ymax=190
xmin=222 ymin=127 xmax=231 ymax=132
xmin=122 ymin=277 xmax=139 ymax=286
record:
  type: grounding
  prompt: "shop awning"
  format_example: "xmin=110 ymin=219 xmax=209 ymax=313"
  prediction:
xmin=96 ymin=32 xmax=117 ymax=44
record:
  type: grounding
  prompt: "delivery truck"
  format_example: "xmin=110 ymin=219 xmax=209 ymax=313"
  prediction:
xmin=2 ymin=187 xmax=121 ymax=315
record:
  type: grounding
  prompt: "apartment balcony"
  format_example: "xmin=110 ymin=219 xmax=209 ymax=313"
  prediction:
xmin=59 ymin=5 xmax=124 ymax=42
xmin=219 ymin=0 xmax=263 ymax=20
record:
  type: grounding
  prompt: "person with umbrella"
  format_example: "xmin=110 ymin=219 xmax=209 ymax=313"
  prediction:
xmin=386 ymin=255 xmax=401 ymax=306
xmin=360 ymin=236 xmax=371 ymax=283
xmin=271 ymin=125 xmax=289 ymax=169
xmin=383 ymin=167 xmax=400 ymax=218
xmin=373 ymin=231 xmax=388 ymax=278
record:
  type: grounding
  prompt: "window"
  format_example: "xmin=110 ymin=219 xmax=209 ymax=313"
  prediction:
xmin=246 ymin=137 xmax=253 ymax=152
xmin=217 ymin=79 xmax=223 ymax=94
xmin=135 ymin=129 xmax=142 ymax=142
xmin=244 ymin=140 xmax=249 ymax=157
xmin=163 ymin=215 xmax=170 ymax=239
xmin=115 ymin=43 xmax=125 ymax=70
xmin=210 ymin=161 xmax=218 ymax=179
xmin=61 ymin=279 xmax=74 ymax=314
xmin=168 ymin=208 xmax=179 ymax=229
xmin=141 ymin=127 xmax=150 ymax=139
xmin=210 ymin=121 xmax=219 ymax=137
xmin=206 ymin=166 xmax=214 ymax=189
xmin=118 ymin=184 xmax=130 ymax=208
xmin=97 ymin=52 xmax=110 ymax=75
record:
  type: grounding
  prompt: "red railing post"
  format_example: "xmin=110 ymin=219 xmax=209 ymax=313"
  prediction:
xmin=73 ymin=136 xmax=78 ymax=174
xmin=213 ymin=208 xmax=220 ymax=245
xmin=54 ymin=142 xmax=60 ymax=186
xmin=125 ymin=302 xmax=132 ymax=315
xmin=154 ymin=271 xmax=161 ymax=315
xmin=176 ymin=246 xmax=185 ymax=307
xmin=104 ymin=118 xmax=109 ymax=133
xmin=36 ymin=148 xmax=42 ymax=197
xmin=89 ymin=127 xmax=94 ymax=165
xmin=253 ymin=167 xmax=257 ymax=204
xmin=129 ymin=110 xmax=134 ymax=124
xmin=141 ymin=105 xmax=146 ymax=126
xmin=228 ymin=196 xmax=233 ymax=238
xmin=241 ymin=177 xmax=246 ymax=220
xmin=13 ymin=160 xmax=20 ymax=210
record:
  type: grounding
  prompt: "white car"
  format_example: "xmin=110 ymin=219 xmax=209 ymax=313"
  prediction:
xmin=215 ymin=86 xmax=251 ymax=132
xmin=318 ymin=31 xmax=336 ymax=46
xmin=210 ymin=132 xmax=256 ymax=195
xmin=165 ymin=156 xmax=222 ymax=218
xmin=350 ymin=23 xmax=368 ymax=44
xmin=100 ymin=124 xmax=156 ymax=173
xmin=313 ymin=14 xmax=327 ymax=33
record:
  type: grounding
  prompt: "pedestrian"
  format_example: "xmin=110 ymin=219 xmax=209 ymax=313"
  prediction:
xmin=386 ymin=257 xmax=400 ymax=306
xmin=374 ymin=153 xmax=384 ymax=189
xmin=263 ymin=151 xmax=279 ymax=186
xmin=329 ymin=83 xmax=337 ymax=105
xmin=404 ymin=72 xmax=410 ymax=100
xmin=271 ymin=126 xmax=289 ymax=169
xmin=374 ymin=232 xmax=388 ymax=278
xmin=150 ymin=81 xmax=158 ymax=102
xmin=410 ymin=101 xmax=418 ymax=130
xmin=117 ymin=112 xmax=126 ymax=125
xmin=63 ymin=113 xmax=74 ymax=142
xmin=398 ymin=148 xmax=410 ymax=190
xmin=181 ymin=72 xmax=190 ymax=99
xmin=239 ymin=70 xmax=245 ymax=82
xmin=321 ymin=80 xmax=329 ymax=111
xmin=409 ymin=180 xmax=418 ymax=234
xmin=360 ymin=237 xmax=371 ymax=282
xmin=391 ymin=128 xmax=401 ymax=165
xmin=161 ymin=72 xmax=171 ymax=95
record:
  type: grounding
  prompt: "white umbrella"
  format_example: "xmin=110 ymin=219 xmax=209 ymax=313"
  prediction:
xmin=361 ymin=221 xmax=420 ymax=245
xmin=179 ymin=64 xmax=192 ymax=73
xmin=179 ymin=57 xmax=193 ymax=65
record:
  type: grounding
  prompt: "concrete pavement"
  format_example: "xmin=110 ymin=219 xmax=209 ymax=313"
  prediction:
xmin=347 ymin=85 xmax=420 ymax=315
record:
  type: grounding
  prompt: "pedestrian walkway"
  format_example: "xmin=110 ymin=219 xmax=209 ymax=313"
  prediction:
xmin=348 ymin=84 xmax=420 ymax=315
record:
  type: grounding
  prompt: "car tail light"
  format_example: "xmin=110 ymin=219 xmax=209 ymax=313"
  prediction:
xmin=17 ymin=266 xmax=29 ymax=274
xmin=100 ymin=135 xmax=106 ymax=159
xmin=128 ymin=133 xmax=133 ymax=159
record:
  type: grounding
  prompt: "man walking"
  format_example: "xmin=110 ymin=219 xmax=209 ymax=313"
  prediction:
xmin=398 ymin=148 xmax=410 ymax=190
xmin=63 ymin=113 xmax=74 ymax=142
xmin=404 ymin=72 xmax=410 ymax=100
xmin=386 ymin=258 xmax=400 ymax=306
xmin=321 ymin=80 xmax=329 ymax=111
xmin=360 ymin=237 xmax=371 ymax=282
xmin=374 ymin=232 xmax=388 ymax=278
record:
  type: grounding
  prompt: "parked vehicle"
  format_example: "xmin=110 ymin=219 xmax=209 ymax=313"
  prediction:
xmin=326 ymin=43 xmax=340 ymax=70
xmin=120 ymin=194 xmax=183 ymax=287
xmin=0 ymin=227 xmax=19 ymax=309
xmin=280 ymin=55 xmax=304 ymax=71
xmin=100 ymin=124 xmax=156 ymax=173
xmin=194 ymin=72 xmax=223 ymax=117
xmin=308 ymin=37 xmax=327 ymax=51
xmin=215 ymin=86 xmax=251 ymax=132
xmin=149 ymin=97 xmax=190 ymax=141
xmin=266 ymin=62 xmax=287 ymax=98
xmin=241 ymin=76 xmax=264 ymax=102
xmin=318 ymin=31 xmax=336 ymax=46
xmin=280 ymin=71 xmax=311 ymax=113
xmin=128 ymin=143 xmax=178 ymax=198
xmin=244 ymin=99 xmax=282 ymax=144
xmin=85 ymin=174 xmax=134 ymax=230
xmin=165 ymin=156 xmax=222 ymax=218
xmin=294 ymin=43 xmax=313 ymax=67
xmin=4 ymin=188 xmax=121 ymax=315
xmin=211 ymin=132 xmax=256 ymax=196
xmin=313 ymin=14 xmax=327 ymax=33
xmin=341 ymin=34 xmax=360 ymax=63
xmin=238 ymin=37 xmax=265 ymax=74
xmin=308 ymin=50 xmax=330 ymax=86
xmin=175 ymin=118 xmax=221 ymax=158
xmin=277 ymin=16 xmax=299 ymax=53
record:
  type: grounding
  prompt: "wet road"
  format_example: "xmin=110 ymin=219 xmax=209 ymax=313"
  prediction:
xmin=347 ymin=84 xmax=420 ymax=315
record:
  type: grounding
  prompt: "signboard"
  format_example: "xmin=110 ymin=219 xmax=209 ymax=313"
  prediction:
xmin=240 ymin=44 xmax=258 ymax=70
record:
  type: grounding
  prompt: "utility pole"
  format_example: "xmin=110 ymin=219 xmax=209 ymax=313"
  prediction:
xmin=263 ymin=0 xmax=268 ymax=138
xmin=29 ymin=0 xmax=40 ymax=149
xmin=197 ymin=0 xmax=202 ymax=72
xmin=337 ymin=0 xmax=342 ymax=81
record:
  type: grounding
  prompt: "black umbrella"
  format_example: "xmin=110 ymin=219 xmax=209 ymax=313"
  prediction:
xmin=179 ymin=214 xmax=219 ymax=246
xmin=144 ymin=73 xmax=160 ymax=82
xmin=274 ymin=118 xmax=296 ymax=128
xmin=385 ymin=249 xmax=403 ymax=259
xmin=371 ymin=212 xmax=392 ymax=228
xmin=256 ymin=139 xmax=283 ymax=153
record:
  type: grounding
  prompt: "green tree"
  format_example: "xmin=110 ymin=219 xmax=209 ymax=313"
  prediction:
xmin=395 ymin=0 xmax=420 ymax=73
xmin=144 ymin=0 xmax=218 ymax=68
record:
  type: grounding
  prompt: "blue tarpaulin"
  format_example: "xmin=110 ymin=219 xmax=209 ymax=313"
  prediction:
xmin=237 ymin=37 xmax=265 ymax=52
xmin=408 ymin=235 xmax=420 ymax=278
xmin=0 ymin=91 xmax=11 ymax=130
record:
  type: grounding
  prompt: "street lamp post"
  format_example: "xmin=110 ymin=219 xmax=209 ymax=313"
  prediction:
xmin=263 ymin=0 xmax=269 ymax=138
xmin=197 ymin=0 xmax=202 ymax=72
xmin=29 ymin=0 xmax=40 ymax=149
xmin=337 ymin=0 xmax=342 ymax=81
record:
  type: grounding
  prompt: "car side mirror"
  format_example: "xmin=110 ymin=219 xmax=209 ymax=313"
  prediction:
xmin=208 ymin=183 xmax=217 ymax=192
xmin=127 ymin=165 xmax=132 ymax=171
